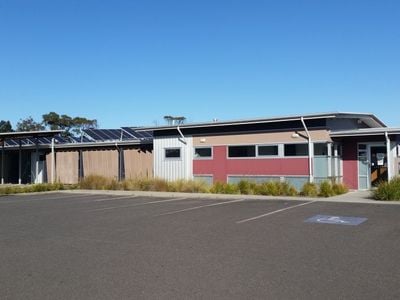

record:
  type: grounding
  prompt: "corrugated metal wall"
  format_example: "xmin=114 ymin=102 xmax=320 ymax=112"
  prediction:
xmin=154 ymin=136 xmax=193 ymax=181
xmin=123 ymin=148 xmax=153 ymax=178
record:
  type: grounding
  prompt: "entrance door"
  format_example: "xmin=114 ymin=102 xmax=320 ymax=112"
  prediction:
xmin=31 ymin=152 xmax=46 ymax=183
xmin=370 ymin=146 xmax=388 ymax=187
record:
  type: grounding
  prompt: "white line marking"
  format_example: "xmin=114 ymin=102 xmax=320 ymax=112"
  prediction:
xmin=0 ymin=193 xmax=94 ymax=203
xmin=157 ymin=198 xmax=247 ymax=216
xmin=236 ymin=201 xmax=315 ymax=224
xmin=89 ymin=197 xmax=189 ymax=212
xmin=92 ymin=195 xmax=140 ymax=202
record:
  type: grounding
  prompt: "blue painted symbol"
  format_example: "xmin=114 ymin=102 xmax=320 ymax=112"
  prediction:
xmin=305 ymin=215 xmax=367 ymax=226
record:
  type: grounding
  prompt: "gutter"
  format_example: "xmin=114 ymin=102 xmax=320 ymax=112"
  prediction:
xmin=301 ymin=117 xmax=314 ymax=183
xmin=177 ymin=125 xmax=187 ymax=145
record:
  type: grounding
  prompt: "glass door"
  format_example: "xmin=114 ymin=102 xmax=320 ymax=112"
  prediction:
xmin=370 ymin=146 xmax=388 ymax=186
xmin=358 ymin=144 xmax=369 ymax=190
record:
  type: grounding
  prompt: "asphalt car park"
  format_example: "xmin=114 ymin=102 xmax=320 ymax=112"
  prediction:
xmin=1 ymin=192 xmax=399 ymax=299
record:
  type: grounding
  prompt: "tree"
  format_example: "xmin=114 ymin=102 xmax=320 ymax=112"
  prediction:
xmin=71 ymin=116 xmax=98 ymax=135
xmin=42 ymin=112 xmax=97 ymax=136
xmin=0 ymin=120 xmax=13 ymax=133
xmin=16 ymin=116 xmax=45 ymax=132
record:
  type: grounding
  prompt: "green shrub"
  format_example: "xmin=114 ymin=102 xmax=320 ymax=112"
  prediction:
xmin=332 ymin=183 xmax=349 ymax=195
xmin=373 ymin=177 xmax=400 ymax=201
xmin=79 ymin=175 xmax=114 ymax=190
xmin=319 ymin=181 xmax=334 ymax=197
xmin=210 ymin=182 xmax=239 ymax=194
xmin=0 ymin=183 xmax=67 ymax=195
xmin=237 ymin=180 xmax=257 ymax=195
xmin=168 ymin=179 xmax=209 ymax=193
xmin=301 ymin=182 xmax=319 ymax=197
xmin=279 ymin=181 xmax=297 ymax=196
xmin=256 ymin=181 xmax=280 ymax=196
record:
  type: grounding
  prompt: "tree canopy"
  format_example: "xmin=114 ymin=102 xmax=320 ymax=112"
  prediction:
xmin=16 ymin=116 xmax=45 ymax=132
xmin=0 ymin=120 xmax=13 ymax=133
xmin=42 ymin=112 xmax=98 ymax=135
xmin=8 ymin=112 xmax=98 ymax=136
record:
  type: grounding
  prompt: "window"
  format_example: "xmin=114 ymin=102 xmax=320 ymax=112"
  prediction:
xmin=258 ymin=145 xmax=278 ymax=156
xmin=194 ymin=147 xmax=212 ymax=158
xmin=314 ymin=143 xmax=328 ymax=156
xmin=284 ymin=144 xmax=308 ymax=156
xmin=228 ymin=145 xmax=256 ymax=158
xmin=165 ymin=148 xmax=181 ymax=159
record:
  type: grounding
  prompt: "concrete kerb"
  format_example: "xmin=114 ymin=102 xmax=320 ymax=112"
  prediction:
xmin=60 ymin=189 xmax=400 ymax=205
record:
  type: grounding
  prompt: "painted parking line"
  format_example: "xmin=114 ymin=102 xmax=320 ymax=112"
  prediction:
xmin=0 ymin=193 xmax=95 ymax=203
xmin=236 ymin=201 xmax=315 ymax=224
xmin=91 ymin=195 xmax=140 ymax=202
xmin=156 ymin=198 xmax=247 ymax=217
xmin=88 ymin=197 xmax=189 ymax=212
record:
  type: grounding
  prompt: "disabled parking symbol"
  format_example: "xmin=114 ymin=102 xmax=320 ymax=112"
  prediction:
xmin=305 ymin=215 xmax=367 ymax=226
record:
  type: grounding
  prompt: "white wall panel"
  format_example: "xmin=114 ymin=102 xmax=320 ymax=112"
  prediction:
xmin=154 ymin=136 xmax=193 ymax=181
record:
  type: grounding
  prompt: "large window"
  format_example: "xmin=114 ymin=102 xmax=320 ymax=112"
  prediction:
xmin=257 ymin=145 xmax=279 ymax=156
xmin=284 ymin=144 xmax=308 ymax=156
xmin=314 ymin=143 xmax=328 ymax=156
xmin=228 ymin=145 xmax=256 ymax=158
xmin=194 ymin=147 xmax=212 ymax=158
xmin=165 ymin=148 xmax=181 ymax=159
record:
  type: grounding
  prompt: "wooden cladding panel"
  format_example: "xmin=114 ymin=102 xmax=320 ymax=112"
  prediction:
xmin=83 ymin=150 xmax=118 ymax=179
xmin=55 ymin=151 xmax=79 ymax=184
xmin=124 ymin=148 xmax=153 ymax=179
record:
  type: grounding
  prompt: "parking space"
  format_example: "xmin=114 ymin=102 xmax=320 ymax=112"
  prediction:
xmin=1 ymin=192 xmax=399 ymax=299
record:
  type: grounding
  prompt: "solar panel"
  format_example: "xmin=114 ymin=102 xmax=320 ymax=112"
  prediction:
xmin=2 ymin=126 xmax=153 ymax=149
xmin=121 ymin=127 xmax=153 ymax=140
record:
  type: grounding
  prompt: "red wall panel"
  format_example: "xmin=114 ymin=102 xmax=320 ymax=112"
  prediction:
xmin=342 ymin=140 xmax=358 ymax=190
xmin=193 ymin=146 xmax=309 ymax=183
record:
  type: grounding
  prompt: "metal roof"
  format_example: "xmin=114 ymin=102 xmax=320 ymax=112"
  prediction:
xmin=330 ymin=127 xmax=400 ymax=137
xmin=0 ymin=130 xmax=64 ymax=140
xmin=1 ymin=128 xmax=153 ymax=149
xmin=137 ymin=112 xmax=386 ymax=132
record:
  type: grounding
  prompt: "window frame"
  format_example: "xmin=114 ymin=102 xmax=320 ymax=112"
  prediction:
xmin=227 ymin=145 xmax=256 ymax=158
xmin=164 ymin=147 xmax=182 ymax=160
xmin=257 ymin=144 xmax=279 ymax=157
xmin=284 ymin=143 xmax=309 ymax=157
xmin=314 ymin=143 xmax=329 ymax=156
xmin=194 ymin=146 xmax=213 ymax=160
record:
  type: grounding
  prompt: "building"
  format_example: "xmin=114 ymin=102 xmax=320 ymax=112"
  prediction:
xmin=141 ymin=112 xmax=400 ymax=190
xmin=0 ymin=128 xmax=153 ymax=185
xmin=1 ymin=112 xmax=399 ymax=191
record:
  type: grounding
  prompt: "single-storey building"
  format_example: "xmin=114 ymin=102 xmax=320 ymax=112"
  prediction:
xmin=0 ymin=128 xmax=153 ymax=184
xmin=1 ymin=112 xmax=399 ymax=191
xmin=139 ymin=112 xmax=400 ymax=190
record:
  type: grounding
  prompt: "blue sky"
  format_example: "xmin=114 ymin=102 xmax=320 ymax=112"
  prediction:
xmin=1 ymin=0 xmax=399 ymax=128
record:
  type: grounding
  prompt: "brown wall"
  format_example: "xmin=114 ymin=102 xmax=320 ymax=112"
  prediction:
xmin=83 ymin=149 xmax=119 ymax=179
xmin=193 ymin=129 xmax=331 ymax=146
xmin=55 ymin=151 xmax=79 ymax=184
xmin=123 ymin=148 xmax=153 ymax=179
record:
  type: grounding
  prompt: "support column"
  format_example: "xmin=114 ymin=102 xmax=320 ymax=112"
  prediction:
xmin=51 ymin=138 xmax=55 ymax=184
xmin=386 ymin=132 xmax=393 ymax=181
xmin=18 ymin=140 xmax=22 ymax=184
xmin=327 ymin=142 xmax=332 ymax=180
xmin=78 ymin=150 xmax=83 ymax=181
xmin=35 ymin=139 xmax=39 ymax=184
xmin=1 ymin=140 xmax=4 ymax=185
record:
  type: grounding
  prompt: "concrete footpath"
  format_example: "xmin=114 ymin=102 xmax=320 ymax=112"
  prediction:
xmin=59 ymin=189 xmax=400 ymax=205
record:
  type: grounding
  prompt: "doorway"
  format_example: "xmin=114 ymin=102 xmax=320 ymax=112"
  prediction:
xmin=370 ymin=146 xmax=388 ymax=186
xmin=31 ymin=152 xmax=47 ymax=184
xmin=358 ymin=144 xmax=388 ymax=189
